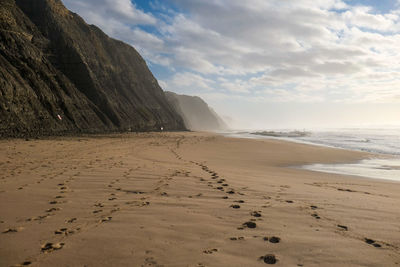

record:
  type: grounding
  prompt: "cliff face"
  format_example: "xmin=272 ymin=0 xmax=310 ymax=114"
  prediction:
xmin=165 ymin=91 xmax=228 ymax=132
xmin=0 ymin=0 xmax=185 ymax=137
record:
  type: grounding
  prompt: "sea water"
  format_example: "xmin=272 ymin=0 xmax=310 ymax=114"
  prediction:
xmin=225 ymin=128 xmax=400 ymax=182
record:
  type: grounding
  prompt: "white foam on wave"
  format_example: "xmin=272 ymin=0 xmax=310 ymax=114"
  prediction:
xmin=296 ymin=128 xmax=400 ymax=156
xmin=302 ymin=158 xmax=400 ymax=182
xmin=225 ymin=128 xmax=400 ymax=182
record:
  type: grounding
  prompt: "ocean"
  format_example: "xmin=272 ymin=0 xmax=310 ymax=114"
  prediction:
xmin=225 ymin=128 xmax=400 ymax=182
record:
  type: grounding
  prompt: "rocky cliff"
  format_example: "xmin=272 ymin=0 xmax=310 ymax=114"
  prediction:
xmin=165 ymin=91 xmax=227 ymax=132
xmin=0 ymin=0 xmax=185 ymax=137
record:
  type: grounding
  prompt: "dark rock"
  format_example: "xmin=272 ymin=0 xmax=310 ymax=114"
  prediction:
xmin=0 ymin=0 xmax=185 ymax=138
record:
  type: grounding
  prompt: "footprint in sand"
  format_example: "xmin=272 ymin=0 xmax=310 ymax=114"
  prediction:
xmin=230 ymin=237 xmax=244 ymax=241
xmin=264 ymin=236 xmax=281 ymax=243
xmin=251 ymin=211 xmax=262 ymax=217
xmin=144 ymin=256 xmax=160 ymax=265
xmin=124 ymin=190 xmax=145 ymax=195
xmin=55 ymin=228 xmax=75 ymax=235
xmin=364 ymin=238 xmax=382 ymax=248
xmin=3 ymin=227 xmax=22 ymax=234
xmin=100 ymin=216 xmax=112 ymax=223
xmin=41 ymin=242 xmax=64 ymax=253
xmin=66 ymin=218 xmax=77 ymax=223
xmin=311 ymin=213 xmax=321 ymax=219
xmin=230 ymin=204 xmax=241 ymax=209
xmin=243 ymin=221 xmax=257 ymax=229
xmin=338 ymin=188 xmax=356 ymax=192
xmin=259 ymin=254 xmax=278 ymax=264
xmin=337 ymin=225 xmax=348 ymax=231
xmin=203 ymin=248 xmax=218 ymax=254
xmin=111 ymin=208 xmax=120 ymax=213
xmin=15 ymin=260 xmax=32 ymax=266
xmin=26 ymin=215 xmax=47 ymax=222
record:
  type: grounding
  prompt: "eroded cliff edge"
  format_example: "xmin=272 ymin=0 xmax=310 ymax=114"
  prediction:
xmin=0 ymin=0 xmax=185 ymax=137
xmin=165 ymin=91 xmax=228 ymax=132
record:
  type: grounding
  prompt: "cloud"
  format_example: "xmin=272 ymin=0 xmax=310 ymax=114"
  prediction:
xmin=342 ymin=6 xmax=398 ymax=32
xmin=64 ymin=0 xmax=156 ymax=26
xmin=160 ymin=72 xmax=215 ymax=92
xmin=63 ymin=0 xmax=400 ymax=107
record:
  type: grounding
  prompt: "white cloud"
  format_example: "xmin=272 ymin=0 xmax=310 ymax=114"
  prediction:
xmin=64 ymin=0 xmax=156 ymax=26
xmin=63 ymin=0 xmax=400 ymax=109
xmin=342 ymin=6 xmax=398 ymax=32
xmin=160 ymin=72 xmax=215 ymax=92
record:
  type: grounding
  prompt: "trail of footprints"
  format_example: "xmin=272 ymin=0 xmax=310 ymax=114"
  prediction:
xmin=2 ymin=141 xmax=155 ymax=266
xmin=170 ymin=140 xmax=397 ymax=265
xmin=8 ymin=165 xmax=158 ymax=266
xmin=4 ymin=138 xmax=397 ymax=266
xmin=192 ymin=161 xmax=282 ymax=264
xmin=3 ymin=174 xmax=79 ymax=266
xmin=170 ymin=143 xmax=283 ymax=265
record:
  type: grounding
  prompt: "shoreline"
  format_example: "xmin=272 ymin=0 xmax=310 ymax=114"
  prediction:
xmin=223 ymin=131 xmax=400 ymax=183
xmin=1 ymin=132 xmax=399 ymax=266
xmin=223 ymin=130 xmax=396 ymax=156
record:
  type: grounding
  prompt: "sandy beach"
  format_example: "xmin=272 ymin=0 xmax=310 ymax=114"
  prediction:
xmin=0 ymin=132 xmax=399 ymax=267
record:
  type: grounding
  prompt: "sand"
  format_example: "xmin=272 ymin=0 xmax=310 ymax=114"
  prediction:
xmin=0 ymin=132 xmax=399 ymax=266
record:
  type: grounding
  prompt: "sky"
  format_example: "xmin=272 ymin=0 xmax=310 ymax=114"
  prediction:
xmin=62 ymin=0 xmax=400 ymax=129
